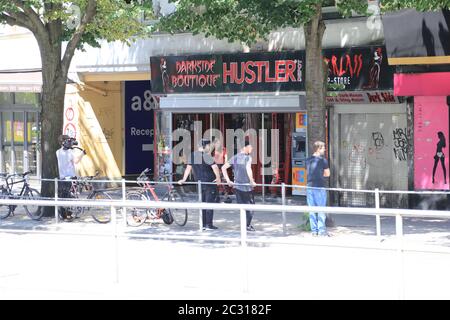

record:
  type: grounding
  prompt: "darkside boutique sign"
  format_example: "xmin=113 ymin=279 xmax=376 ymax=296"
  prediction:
xmin=150 ymin=46 xmax=394 ymax=94
xmin=150 ymin=51 xmax=305 ymax=94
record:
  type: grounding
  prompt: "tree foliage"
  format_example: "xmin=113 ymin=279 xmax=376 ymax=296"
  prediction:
xmin=0 ymin=0 xmax=150 ymax=50
xmin=156 ymin=0 xmax=368 ymax=45
xmin=0 ymin=1 xmax=150 ymax=211
xmin=380 ymin=0 xmax=450 ymax=12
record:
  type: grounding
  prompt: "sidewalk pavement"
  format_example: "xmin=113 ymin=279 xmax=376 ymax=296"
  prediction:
xmin=2 ymin=191 xmax=450 ymax=299
xmin=2 ymin=190 xmax=450 ymax=248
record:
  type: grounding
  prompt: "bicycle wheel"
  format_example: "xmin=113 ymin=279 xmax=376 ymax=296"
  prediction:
xmin=89 ymin=190 xmax=113 ymax=224
xmin=0 ymin=204 xmax=11 ymax=219
xmin=0 ymin=189 xmax=11 ymax=219
xmin=24 ymin=188 xmax=44 ymax=220
xmin=126 ymin=191 xmax=147 ymax=227
xmin=165 ymin=189 xmax=188 ymax=226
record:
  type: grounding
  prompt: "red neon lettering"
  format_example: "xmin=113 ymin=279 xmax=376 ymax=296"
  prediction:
xmin=275 ymin=60 xmax=286 ymax=82
xmin=285 ymin=60 xmax=297 ymax=82
xmin=223 ymin=62 xmax=235 ymax=84
xmin=265 ymin=61 xmax=276 ymax=83
xmin=245 ymin=61 xmax=256 ymax=84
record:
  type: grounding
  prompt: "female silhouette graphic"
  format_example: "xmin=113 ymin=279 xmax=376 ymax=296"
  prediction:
xmin=432 ymin=131 xmax=447 ymax=184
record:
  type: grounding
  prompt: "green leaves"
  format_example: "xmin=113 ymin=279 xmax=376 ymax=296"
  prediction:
xmin=156 ymin=0 xmax=370 ymax=45
xmin=380 ymin=0 xmax=450 ymax=12
xmin=0 ymin=0 xmax=150 ymax=48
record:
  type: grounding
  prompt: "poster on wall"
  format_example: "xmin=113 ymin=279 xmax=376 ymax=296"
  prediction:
xmin=323 ymin=46 xmax=394 ymax=91
xmin=125 ymin=81 xmax=156 ymax=175
xmin=414 ymin=96 xmax=449 ymax=190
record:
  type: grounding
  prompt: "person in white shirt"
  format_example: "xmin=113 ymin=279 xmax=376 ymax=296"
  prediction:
xmin=56 ymin=135 xmax=85 ymax=178
xmin=56 ymin=135 xmax=86 ymax=220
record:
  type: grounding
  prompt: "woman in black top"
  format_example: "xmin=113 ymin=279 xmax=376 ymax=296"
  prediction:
xmin=432 ymin=131 xmax=447 ymax=184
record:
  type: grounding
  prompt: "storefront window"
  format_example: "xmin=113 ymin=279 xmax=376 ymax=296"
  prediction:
xmin=0 ymin=93 xmax=13 ymax=105
xmin=14 ymin=92 xmax=39 ymax=106
xmin=2 ymin=111 xmax=12 ymax=172
xmin=0 ymin=92 xmax=40 ymax=175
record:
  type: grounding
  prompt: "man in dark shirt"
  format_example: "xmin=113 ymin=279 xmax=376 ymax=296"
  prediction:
xmin=178 ymin=139 xmax=221 ymax=230
xmin=222 ymin=140 xmax=256 ymax=231
xmin=306 ymin=141 xmax=330 ymax=236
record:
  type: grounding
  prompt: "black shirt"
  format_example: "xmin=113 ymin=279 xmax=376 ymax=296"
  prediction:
xmin=188 ymin=151 xmax=216 ymax=182
xmin=306 ymin=156 xmax=329 ymax=187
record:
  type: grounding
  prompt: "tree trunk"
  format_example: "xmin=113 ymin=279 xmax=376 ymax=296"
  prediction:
xmin=39 ymin=49 xmax=67 ymax=216
xmin=304 ymin=5 xmax=335 ymax=226
xmin=304 ymin=4 xmax=327 ymax=155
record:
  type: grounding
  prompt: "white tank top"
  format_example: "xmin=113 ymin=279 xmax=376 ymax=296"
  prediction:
xmin=56 ymin=148 xmax=76 ymax=178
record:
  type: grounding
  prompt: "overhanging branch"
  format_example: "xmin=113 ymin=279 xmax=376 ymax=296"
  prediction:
xmin=61 ymin=0 xmax=97 ymax=76
xmin=0 ymin=13 xmax=30 ymax=29
xmin=10 ymin=0 xmax=45 ymax=33
xmin=1 ymin=9 xmax=35 ymax=32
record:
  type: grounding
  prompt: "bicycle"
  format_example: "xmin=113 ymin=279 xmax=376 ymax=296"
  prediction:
xmin=0 ymin=171 xmax=43 ymax=220
xmin=58 ymin=172 xmax=112 ymax=223
xmin=126 ymin=168 xmax=188 ymax=227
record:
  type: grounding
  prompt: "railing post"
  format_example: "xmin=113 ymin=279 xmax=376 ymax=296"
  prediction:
xmin=240 ymin=207 xmax=249 ymax=293
xmin=375 ymin=188 xmax=381 ymax=237
xmin=111 ymin=205 xmax=119 ymax=284
xmin=198 ymin=180 xmax=203 ymax=231
xmin=121 ymin=178 xmax=126 ymax=227
xmin=282 ymin=183 xmax=287 ymax=236
xmin=395 ymin=213 xmax=405 ymax=299
xmin=54 ymin=178 xmax=59 ymax=224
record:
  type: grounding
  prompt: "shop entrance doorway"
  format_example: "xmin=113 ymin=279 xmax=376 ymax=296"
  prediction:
xmin=172 ymin=112 xmax=293 ymax=196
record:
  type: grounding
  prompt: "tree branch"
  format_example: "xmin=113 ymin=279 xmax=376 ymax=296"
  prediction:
xmin=0 ymin=13 xmax=29 ymax=29
xmin=4 ymin=1 xmax=50 ymax=49
xmin=9 ymin=0 xmax=46 ymax=34
xmin=61 ymin=0 xmax=97 ymax=75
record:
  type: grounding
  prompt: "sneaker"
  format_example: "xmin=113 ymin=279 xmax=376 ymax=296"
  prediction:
xmin=246 ymin=225 xmax=256 ymax=232
xmin=63 ymin=214 xmax=74 ymax=222
xmin=318 ymin=232 xmax=331 ymax=237
xmin=203 ymin=225 xmax=218 ymax=230
xmin=311 ymin=232 xmax=318 ymax=237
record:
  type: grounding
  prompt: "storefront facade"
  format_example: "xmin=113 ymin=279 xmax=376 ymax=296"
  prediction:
xmin=326 ymin=46 xmax=408 ymax=207
xmin=150 ymin=46 xmax=406 ymax=200
xmin=383 ymin=8 xmax=450 ymax=209
xmin=0 ymin=13 xmax=387 ymax=188
xmin=150 ymin=51 xmax=306 ymax=195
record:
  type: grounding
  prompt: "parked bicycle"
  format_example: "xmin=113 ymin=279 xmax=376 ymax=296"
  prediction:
xmin=126 ymin=168 xmax=188 ymax=227
xmin=58 ymin=172 xmax=112 ymax=223
xmin=0 ymin=171 xmax=43 ymax=220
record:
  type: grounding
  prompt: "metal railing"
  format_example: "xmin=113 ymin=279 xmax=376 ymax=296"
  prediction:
xmin=2 ymin=176 xmax=450 ymax=298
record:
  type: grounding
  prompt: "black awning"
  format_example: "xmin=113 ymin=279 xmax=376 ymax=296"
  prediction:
xmin=381 ymin=9 xmax=450 ymax=58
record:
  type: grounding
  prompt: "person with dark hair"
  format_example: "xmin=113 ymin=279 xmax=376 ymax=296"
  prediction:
xmin=178 ymin=139 xmax=221 ymax=230
xmin=222 ymin=140 xmax=256 ymax=231
xmin=432 ymin=131 xmax=447 ymax=184
xmin=306 ymin=141 xmax=330 ymax=237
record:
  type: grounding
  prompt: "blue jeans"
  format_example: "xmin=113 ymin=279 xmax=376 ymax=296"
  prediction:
xmin=306 ymin=188 xmax=327 ymax=235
